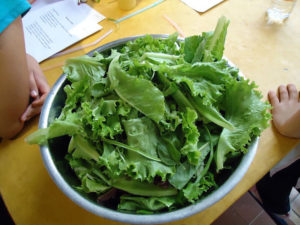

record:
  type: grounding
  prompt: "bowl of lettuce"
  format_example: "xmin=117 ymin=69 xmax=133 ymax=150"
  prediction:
xmin=27 ymin=17 xmax=271 ymax=224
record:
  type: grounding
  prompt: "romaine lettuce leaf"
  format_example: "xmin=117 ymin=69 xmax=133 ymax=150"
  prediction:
xmin=108 ymin=55 xmax=165 ymax=122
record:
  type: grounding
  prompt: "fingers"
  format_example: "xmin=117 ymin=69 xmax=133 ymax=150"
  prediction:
xmin=278 ymin=85 xmax=289 ymax=102
xmin=21 ymin=54 xmax=49 ymax=123
xmin=27 ymin=53 xmax=50 ymax=107
xmin=20 ymin=104 xmax=42 ymax=122
xmin=287 ymin=84 xmax=298 ymax=101
xmin=36 ymin=74 xmax=50 ymax=95
xmin=29 ymin=72 xmax=39 ymax=98
xmin=268 ymin=90 xmax=279 ymax=106
xmin=270 ymin=84 xmax=300 ymax=107
xmin=31 ymin=73 xmax=50 ymax=107
xmin=31 ymin=93 xmax=47 ymax=107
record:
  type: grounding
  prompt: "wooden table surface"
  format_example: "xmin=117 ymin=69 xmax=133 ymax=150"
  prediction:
xmin=1 ymin=0 xmax=300 ymax=224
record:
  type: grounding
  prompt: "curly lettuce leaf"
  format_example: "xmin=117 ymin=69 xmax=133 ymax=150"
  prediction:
xmin=80 ymin=99 xmax=123 ymax=140
xmin=183 ymin=173 xmax=217 ymax=203
xmin=180 ymin=108 xmax=201 ymax=165
xmin=120 ymin=118 xmax=175 ymax=181
xmin=63 ymin=55 xmax=106 ymax=83
xmin=215 ymin=79 xmax=271 ymax=171
xmin=121 ymin=153 xmax=175 ymax=182
xmin=150 ymin=60 xmax=235 ymax=130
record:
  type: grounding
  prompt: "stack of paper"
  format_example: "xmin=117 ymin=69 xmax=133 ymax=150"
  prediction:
xmin=22 ymin=0 xmax=105 ymax=62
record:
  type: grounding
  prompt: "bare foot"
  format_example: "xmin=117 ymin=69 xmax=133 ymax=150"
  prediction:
xmin=268 ymin=84 xmax=300 ymax=138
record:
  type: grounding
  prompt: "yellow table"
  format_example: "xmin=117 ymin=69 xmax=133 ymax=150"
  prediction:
xmin=1 ymin=0 xmax=300 ymax=224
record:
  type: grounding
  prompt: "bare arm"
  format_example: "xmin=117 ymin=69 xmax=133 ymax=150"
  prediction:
xmin=0 ymin=17 xmax=31 ymax=138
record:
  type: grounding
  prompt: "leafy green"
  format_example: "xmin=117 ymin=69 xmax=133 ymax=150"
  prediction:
xmin=183 ymin=16 xmax=229 ymax=63
xmin=70 ymin=135 xmax=100 ymax=162
xmin=26 ymin=17 xmax=271 ymax=214
xmin=215 ymin=79 xmax=271 ymax=171
xmin=169 ymin=160 xmax=197 ymax=190
xmin=118 ymin=195 xmax=176 ymax=212
xmin=108 ymin=55 xmax=165 ymax=122
xmin=112 ymin=177 xmax=177 ymax=197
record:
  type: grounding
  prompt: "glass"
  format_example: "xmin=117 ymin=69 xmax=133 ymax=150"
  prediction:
xmin=267 ymin=0 xmax=297 ymax=24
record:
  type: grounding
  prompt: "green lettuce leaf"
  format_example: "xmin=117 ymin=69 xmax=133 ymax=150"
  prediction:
xmin=108 ymin=55 xmax=166 ymax=122
xmin=118 ymin=195 xmax=176 ymax=212
xmin=183 ymin=16 xmax=229 ymax=63
xmin=184 ymin=35 xmax=204 ymax=63
xmin=202 ymin=16 xmax=230 ymax=62
xmin=112 ymin=177 xmax=177 ymax=197
xmin=183 ymin=173 xmax=216 ymax=202
xmin=63 ymin=55 xmax=106 ymax=83
xmin=215 ymin=79 xmax=271 ymax=171
xmin=180 ymin=108 xmax=201 ymax=165
xmin=169 ymin=160 xmax=197 ymax=190
xmin=123 ymin=117 xmax=159 ymax=159
xmin=69 ymin=135 xmax=100 ymax=162
xmin=25 ymin=113 xmax=83 ymax=145
xmin=68 ymin=157 xmax=111 ymax=194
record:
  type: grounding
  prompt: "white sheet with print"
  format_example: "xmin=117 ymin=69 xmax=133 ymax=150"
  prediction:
xmin=23 ymin=0 xmax=105 ymax=62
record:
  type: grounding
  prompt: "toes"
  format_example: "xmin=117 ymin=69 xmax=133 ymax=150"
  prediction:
xmin=268 ymin=90 xmax=279 ymax=106
xmin=278 ymin=85 xmax=288 ymax=102
xmin=287 ymin=84 xmax=298 ymax=101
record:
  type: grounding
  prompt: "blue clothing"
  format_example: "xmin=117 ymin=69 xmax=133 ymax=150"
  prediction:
xmin=0 ymin=0 xmax=31 ymax=34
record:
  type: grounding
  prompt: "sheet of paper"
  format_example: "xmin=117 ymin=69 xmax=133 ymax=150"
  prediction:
xmin=181 ymin=0 xmax=224 ymax=13
xmin=29 ymin=0 xmax=63 ymax=12
xmin=23 ymin=0 xmax=106 ymax=62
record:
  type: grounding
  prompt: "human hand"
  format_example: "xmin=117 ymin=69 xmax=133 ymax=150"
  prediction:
xmin=20 ymin=54 xmax=50 ymax=122
xmin=268 ymin=84 xmax=300 ymax=138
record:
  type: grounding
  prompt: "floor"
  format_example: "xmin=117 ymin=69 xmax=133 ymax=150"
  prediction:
xmin=211 ymin=188 xmax=300 ymax=225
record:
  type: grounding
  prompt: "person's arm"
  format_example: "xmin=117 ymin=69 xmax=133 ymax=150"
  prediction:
xmin=0 ymin=17 xmax=30 ymax=139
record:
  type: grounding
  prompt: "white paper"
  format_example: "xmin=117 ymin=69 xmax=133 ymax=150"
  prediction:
xmin=23 ymin=0 xmax=106 ymax=62
xmin=181 ymin=0 xmax=224 ymax=13
xmin=29 ymin=0 xmax=63 ymax=12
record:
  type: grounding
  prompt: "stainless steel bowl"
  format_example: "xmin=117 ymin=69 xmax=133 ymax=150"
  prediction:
xmin=39 ymin=35 xmax=258 ymax=224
